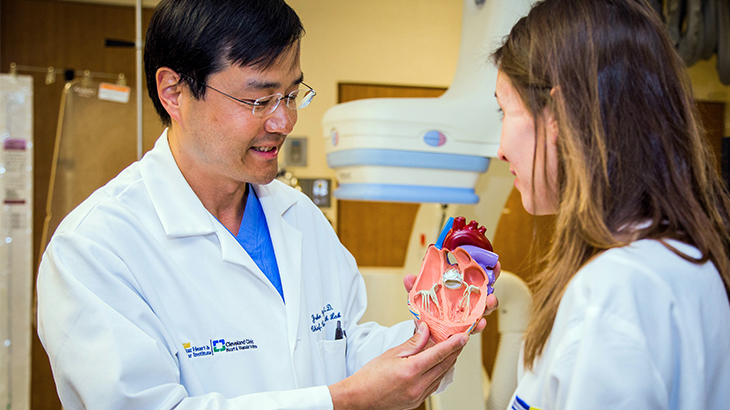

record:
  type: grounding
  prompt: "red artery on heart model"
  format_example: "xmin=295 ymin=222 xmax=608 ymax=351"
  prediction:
xmin=408 ymin=217 xmax=499 ymax=343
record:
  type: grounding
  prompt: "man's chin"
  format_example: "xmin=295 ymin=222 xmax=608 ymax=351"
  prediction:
xmin=247 ymin=170 xmax=279 ymax=186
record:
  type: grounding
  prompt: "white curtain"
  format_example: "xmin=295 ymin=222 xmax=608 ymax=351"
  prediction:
xmin=0 ymin=73 xmax=33 ymax=410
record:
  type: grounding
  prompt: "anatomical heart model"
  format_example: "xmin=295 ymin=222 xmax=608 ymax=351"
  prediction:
xmin=408 ymin=217 xmax=499 ymax=343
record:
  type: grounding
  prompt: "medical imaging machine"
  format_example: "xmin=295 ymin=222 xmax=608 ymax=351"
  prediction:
xmin=322 ymin=1 xmax=535 ymax=409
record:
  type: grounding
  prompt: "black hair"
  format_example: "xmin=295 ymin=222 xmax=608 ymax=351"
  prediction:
xmin=144 ymin=0 xmax=304 ymax=125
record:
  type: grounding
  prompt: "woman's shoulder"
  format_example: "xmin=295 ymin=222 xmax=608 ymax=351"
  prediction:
xmin=565 ymin=239 xmax=725 ymax=315
xmin=578 ymin=239 xmax=713 ymax=286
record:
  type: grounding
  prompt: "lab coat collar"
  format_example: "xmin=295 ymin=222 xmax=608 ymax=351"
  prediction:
xmin=141 ymin=131 xmax=301 ymax=238
xmin=140 ymin=130 xmax=301 ymax=237
xmin=254 ymin=180 xmax=298 ymax=218
xmin=139 ymin=130 xmax=218 ymax=238
xmin=214 ymin=182 xmax=301 ymax=272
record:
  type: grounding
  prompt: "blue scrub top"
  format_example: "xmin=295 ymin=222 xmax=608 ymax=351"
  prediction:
xmin=235 ymin=184 xmax=284 ymax=303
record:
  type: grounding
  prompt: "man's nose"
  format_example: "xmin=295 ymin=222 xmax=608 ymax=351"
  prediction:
xmin=264 ymin=102 xmax=296 ymax=135
xmin=497 ymin=146 xmax=508 ymax=162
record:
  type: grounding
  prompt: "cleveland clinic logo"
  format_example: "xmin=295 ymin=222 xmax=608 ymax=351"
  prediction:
xmin=212 ymin=339 xmax=226 ymax=352
xmin=183 ymin=338 xmax=258 ymax=359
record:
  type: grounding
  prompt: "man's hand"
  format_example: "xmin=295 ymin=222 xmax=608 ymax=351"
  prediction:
xmin=403 ymin=261 xmax=502 ymax=335
xmin=328 ymin=322 xmax=467 ymax=410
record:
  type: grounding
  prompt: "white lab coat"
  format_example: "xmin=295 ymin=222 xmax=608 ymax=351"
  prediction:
xmin=508 ymin=239 xmax=730 ymax=410
xmin=37 ymin=130 xmax=417 ymax=410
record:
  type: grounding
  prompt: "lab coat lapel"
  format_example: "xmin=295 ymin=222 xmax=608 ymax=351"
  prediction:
xmin=254 ymin=183 xmax=303 ymax=355
xmin=214 ymin=194 xmax=281 ymax=298
xmin=141 ymin=131 xmax=275 ymax=290
xmin=216 ymin=225 xmax=261 ymax=273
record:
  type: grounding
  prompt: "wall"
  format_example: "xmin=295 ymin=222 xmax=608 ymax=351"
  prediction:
xmin=687 ymin=56 xmax=730 ymax=137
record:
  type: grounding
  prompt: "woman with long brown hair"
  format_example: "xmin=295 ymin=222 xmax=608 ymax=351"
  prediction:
xmin=493 ymin=0 xmax=730 ymax=408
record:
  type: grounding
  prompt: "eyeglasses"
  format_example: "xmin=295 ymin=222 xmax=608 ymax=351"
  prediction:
xmin=180 ymin=73 xmax=316 ymax=117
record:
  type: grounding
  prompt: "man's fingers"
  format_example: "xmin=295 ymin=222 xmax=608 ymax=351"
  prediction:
xmin=419 ymin=345 xmax=461 ymax=392
xmin=485 ymin=293 xmax=499 ymax=315
xmin=421 ymin=370 xmax=449 ymax=402
xmin=397 ymin=322 xmax=430 ymax=358
xmin=409 ymin=331 xmax=467 ymax=370
xmin=470 ymin=317 xmax=487 ymax=334
xmin=403 ymin=274 xmax=417 ymax=293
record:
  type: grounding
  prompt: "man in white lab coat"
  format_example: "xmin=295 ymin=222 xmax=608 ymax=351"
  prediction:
xmin=36 ymin=0 xmax=495 ymax=409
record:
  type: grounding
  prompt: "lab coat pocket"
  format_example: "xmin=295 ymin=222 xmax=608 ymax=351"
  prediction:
xmin=317 ymin=339 xmax=347 ymax=385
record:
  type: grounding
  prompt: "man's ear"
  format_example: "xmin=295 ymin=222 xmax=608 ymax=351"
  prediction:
xmin=157 ymin=67 xmax=184 ymax=124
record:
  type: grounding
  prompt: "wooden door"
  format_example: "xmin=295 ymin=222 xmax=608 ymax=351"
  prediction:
xmin=697 ymin=101 xmax=726 ymax=174
xmin=336 ymin=83 xmax=447 ymax=267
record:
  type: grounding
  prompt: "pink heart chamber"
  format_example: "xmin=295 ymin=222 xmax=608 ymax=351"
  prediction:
xmin=407 ymin=218 xmax=498 ymax=343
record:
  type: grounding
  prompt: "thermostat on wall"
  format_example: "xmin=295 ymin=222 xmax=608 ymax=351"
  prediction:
xmin=284 ymin=137 xmax=307 ymax=167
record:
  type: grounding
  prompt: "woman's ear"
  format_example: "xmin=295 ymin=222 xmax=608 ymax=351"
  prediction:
xmin=545 ymin=110 xmax=559 ymax=145
xmin=156 ymin=67 xmax=184 ymax=124
xmin=546 ymin=87 xmax=560 ymax=144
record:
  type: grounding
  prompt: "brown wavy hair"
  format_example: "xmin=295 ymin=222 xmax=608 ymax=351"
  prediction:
xmin=492 ymin=0 xmax=730 ymax=369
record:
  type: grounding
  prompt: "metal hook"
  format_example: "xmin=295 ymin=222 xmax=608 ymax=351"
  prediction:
xmin=81 ymin=69 xmax=92 ymax=87
xmin=45 ymin=66 xmax=56 ymax=85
